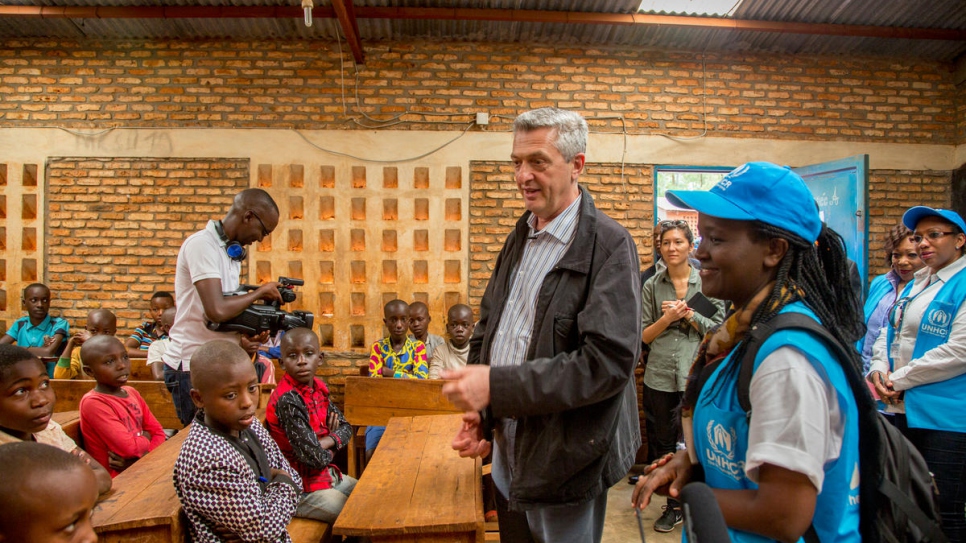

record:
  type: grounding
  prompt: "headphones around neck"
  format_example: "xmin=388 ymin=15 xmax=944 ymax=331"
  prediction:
xmin=213 ymin=220 xmax=247 ymax=262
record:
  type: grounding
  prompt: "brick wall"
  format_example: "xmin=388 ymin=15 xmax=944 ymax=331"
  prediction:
xmin=45 ymin=157 xmax=249 ymax=331
xmin=468 ymin=161 xmax=654 ymax=309
xmin=0 ymin=40 xmax=960 ymax=144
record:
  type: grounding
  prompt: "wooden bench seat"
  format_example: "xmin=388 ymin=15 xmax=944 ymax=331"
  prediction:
xmin=341 ymin=376 xmax=461 ymax=478
xmin=53 ymin=410 xmax=81 ymax=444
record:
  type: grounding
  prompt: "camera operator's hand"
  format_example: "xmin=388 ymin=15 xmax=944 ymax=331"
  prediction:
xmin=254 ymin=281 xmax=284 ymax=303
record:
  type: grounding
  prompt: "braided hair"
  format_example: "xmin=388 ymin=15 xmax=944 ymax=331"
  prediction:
xmin=748 ymin=221 xmax=882 ymax=543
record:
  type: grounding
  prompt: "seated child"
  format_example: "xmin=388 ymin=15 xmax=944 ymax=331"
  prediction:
xmin=0 ymin=441 xmax=100 ymax=543
xmin=428 ymin=304 xmax=475 ymax=379
xmin=54 ymin=308 xmax=117 ymax=380
xmin=266 ymin=327 xmax=356 ymax=523
xmin=241 ymin=332 xmax=276 ymax=385
xmin=0 ymin=283 xmax=69 ymax=375
xmin=0 ymin=344 xmax=112 ymax=495
xmin=173 ymin=340 xmax=302 ymax=543
xmin=124 ymin=291 xmax=175 ymax=359
xmin=366 ymin=299 xmax=428 ymax=460
xmin=146 ymin=307 xmax=176 ymax=381
xmin=79 ymin=336 xmax=166 ymax=477
xmin=409 ymin=301 xmax=444 ymax=360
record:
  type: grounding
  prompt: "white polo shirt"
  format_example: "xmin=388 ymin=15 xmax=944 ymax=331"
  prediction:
xmin=162 ymin=220 xmax=242 ymax=371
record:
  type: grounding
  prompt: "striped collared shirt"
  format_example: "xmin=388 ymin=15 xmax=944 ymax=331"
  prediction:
xmin=490 ymin=193 xmax=582 ymax=369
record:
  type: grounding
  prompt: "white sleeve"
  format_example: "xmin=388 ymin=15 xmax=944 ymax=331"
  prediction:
xmin=890 ymin=303 xmax=966 ymax=390
xmin=745 ymin=346 xmax=844 ymax=492
xmin=183 ymin=232 xmax=226 ymax=284
xmin=146 ymin=339 xmax=166 ymax=365
xmin=868 ymin=323 xmax=891 ymax=376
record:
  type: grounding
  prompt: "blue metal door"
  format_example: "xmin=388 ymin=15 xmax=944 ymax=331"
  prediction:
xmin=794 ymin=155 xmax=869 ymax=296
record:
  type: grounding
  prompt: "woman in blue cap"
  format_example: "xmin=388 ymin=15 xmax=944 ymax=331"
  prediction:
xmin=632 ymin=162 xmax=873 ymax=543
xmin=869 ymin=205 xmax=966 ymax=542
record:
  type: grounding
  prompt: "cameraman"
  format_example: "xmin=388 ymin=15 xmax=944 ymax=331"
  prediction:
xmin=162 ymin=188 xmax=283 ymax=426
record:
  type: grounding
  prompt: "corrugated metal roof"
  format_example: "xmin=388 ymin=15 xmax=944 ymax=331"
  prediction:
xmin=0 ymin=0 xmax=963 ymax=62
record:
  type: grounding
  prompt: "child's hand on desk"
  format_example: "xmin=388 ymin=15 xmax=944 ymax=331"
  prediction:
xmin=107 ymin=451 xmax=138 ymax=472
xmin=213 ymin=525 xmax=243 ymax=542
xmin=381 ymin=365 xmax=395 ymax=377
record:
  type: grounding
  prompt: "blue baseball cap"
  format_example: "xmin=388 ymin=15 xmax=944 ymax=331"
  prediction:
xmin=666 ymin=162 xmax=822 ymax=243
xmin=902 ymin=206 xmax=966 ymax=234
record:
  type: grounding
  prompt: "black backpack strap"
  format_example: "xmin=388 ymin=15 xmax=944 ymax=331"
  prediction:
xmin=736 ymin=312 xmax=841 ymax=413
xmin=879 ymin=480 xmax=949 ymax=543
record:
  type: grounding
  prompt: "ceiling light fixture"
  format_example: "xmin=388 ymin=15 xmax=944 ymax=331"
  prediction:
xmin=302 ymin=0 xmax=313 ymax=27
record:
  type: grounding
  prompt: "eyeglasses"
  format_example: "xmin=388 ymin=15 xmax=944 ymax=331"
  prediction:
xmin=912 ymin=231 xmax=955 ymax=244
xmin=249 ymin=210 xmax=271 ymax=238
xmin=888 ymin=296 xmax=912 ymax=331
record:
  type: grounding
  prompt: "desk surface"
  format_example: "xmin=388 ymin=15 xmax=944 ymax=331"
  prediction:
xmin=334 ymin=414 xmax=482 ymax=541
xmin=91 ymin=428 xmax=188 ymax=543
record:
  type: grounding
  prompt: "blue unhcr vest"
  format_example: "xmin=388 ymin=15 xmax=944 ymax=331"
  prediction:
xmin=692 ymin=303 xmax=861 ymax=543
xmin=887 ymin=265 xmax=966 ymax=433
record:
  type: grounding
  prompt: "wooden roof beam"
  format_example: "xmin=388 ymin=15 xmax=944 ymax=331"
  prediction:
xmin=331 ymin=0 xmax=365 ymax=65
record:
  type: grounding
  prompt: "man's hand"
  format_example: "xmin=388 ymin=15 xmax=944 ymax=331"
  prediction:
xmin=254 ymin=281 xmax=284 ymax=303
xmin=451 ymin=411 xmax=491 ymax=458
xmin=441 ymin=366 xmax=491 ymax=412
xmin=631 ymin=450 xmax=692 ymax=510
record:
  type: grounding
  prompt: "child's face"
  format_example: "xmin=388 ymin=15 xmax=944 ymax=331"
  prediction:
xmin=192 ymin=362 xmax=259 ymax=437
xmin=0 ymin=359 xmax=54 ymax=438
xmin=85 ymin=314 xmax=117 ymax=337
xmin=84 ymin=342 xmax=130 ymax=390
xmin=13 ymin=468 xmax=99 ymax=543
xmin=22 ymin=286 xmax=51 ymax=322
xmin=408 ymin=306 xmax=431 ymax=338
xmin=446 ymin=309 xmax=475 ymax=348
xmin=149 ymin=296 xmax=174 ymax=324
xmin=384 ymin=307 xmax=410 ymax=341
xmin=281 ymin=333 xmax=323 ymax=385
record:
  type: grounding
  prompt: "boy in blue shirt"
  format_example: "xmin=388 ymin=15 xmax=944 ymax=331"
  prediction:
xmin=0 ymin=284 xmax=69 ymax=376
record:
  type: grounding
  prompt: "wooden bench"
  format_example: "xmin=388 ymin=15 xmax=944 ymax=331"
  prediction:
xmin=288 ymin=518 xmax=332 ymax=543
xmin=51 ymin=380 xmax=276 ymax=430
xmin=341 ymin=376 xmax=462 ymax=478
xmin=333 ymin=414 xmax=483 ymax=543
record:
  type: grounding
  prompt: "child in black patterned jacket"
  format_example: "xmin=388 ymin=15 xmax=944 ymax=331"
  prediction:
xmin=173 ymin=340 xmax=302 ymax=543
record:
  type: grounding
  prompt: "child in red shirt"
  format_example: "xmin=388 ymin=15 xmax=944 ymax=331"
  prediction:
xmin=79 ymin=336 xmax=166 ymax=476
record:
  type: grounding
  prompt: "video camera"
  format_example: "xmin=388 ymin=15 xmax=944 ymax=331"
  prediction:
xmin=207 ymin=276 xmax=314 ymax=336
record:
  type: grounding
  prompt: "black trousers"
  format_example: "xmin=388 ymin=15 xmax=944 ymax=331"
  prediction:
xmin=642 ymin=383 xmax=683 ymax=508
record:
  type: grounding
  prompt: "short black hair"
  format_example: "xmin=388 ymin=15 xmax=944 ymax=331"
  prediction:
xmin=0 ymin=344 xmax=41 ymax=382
xmin=0 ymin=442 xmax=89 ymax=530
xmin=21 ymin=283 xmax=49 ymax=299
xmin=150 ymin=291 xmax=174 ymax=301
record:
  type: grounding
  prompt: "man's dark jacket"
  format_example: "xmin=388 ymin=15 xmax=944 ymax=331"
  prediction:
xmin=470 ymin=185 xmax=643 ymax=510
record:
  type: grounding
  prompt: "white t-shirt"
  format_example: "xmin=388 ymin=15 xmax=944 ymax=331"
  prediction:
xmin=162 ymin=221 xmax=241 ymax=371
xmin=744 ymin=346 xmax=844 ymax=492
xmin=147 ymin=337 xmax=170 ymax=366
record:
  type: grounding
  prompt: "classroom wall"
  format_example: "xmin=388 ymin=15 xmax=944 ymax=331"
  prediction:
xmin=0 ymin=38 xmax=962 ymax=404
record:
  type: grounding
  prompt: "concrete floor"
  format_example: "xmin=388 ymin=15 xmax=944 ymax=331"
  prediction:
xmin=602 ymin=474 xmax=683 ymax=543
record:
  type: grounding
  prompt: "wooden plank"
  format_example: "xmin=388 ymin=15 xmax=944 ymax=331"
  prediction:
xmin=288 ymin=517 xmax=332 ymax=543
xmin=51 ymin=379 xmax=183 ymax=429
xmin=128 ymin=357 xmax=159 ymax=381
xmin=342 ymin=376 xmax=460 ymax=426
xmin=334 ymin=414 xmax=480 ymax=541
xmin=92 ymin=428 xmax=188 ymax=543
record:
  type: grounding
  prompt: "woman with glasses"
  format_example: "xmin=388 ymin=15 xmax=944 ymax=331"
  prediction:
xmin=868 ymin=206 xmax=966 ymax=542
xmin=633 ymin=162 xmax=870 ymax=543
xmin=857 ymin=224 xmax=924 ymax=374
xmin=639 ymin=218 xmax=724 ymax=532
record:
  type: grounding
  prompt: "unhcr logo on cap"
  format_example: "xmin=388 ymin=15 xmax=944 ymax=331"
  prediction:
xmin=716 ymin=163 xmax=750 ymax=191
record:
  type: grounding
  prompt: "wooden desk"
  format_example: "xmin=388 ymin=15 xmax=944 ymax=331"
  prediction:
xmin=334 ymin=414 xmax=483 ymax=543
xmin=91 ymin=429 xmax=188 ymax=543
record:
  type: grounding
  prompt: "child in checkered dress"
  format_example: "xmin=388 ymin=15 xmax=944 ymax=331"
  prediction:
xmin=173 ymin=340 xmax=302 ymax=543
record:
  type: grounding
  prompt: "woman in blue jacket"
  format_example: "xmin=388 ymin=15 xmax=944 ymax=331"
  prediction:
xmin=858 ymin=224 xmax=923 ymax=373
xmin=632 ymin=162 xmax=873 ymax=543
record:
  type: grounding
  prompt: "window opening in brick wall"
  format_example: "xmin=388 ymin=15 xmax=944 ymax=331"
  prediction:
xmin=654 ymin=166 xmax=730 ymax=237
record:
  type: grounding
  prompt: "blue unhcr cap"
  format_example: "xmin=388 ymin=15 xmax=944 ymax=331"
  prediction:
xmin=902 ymin=206 xmax=966 ymax=234
xmin=666 ymin=162 xmax=822 ymax=243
